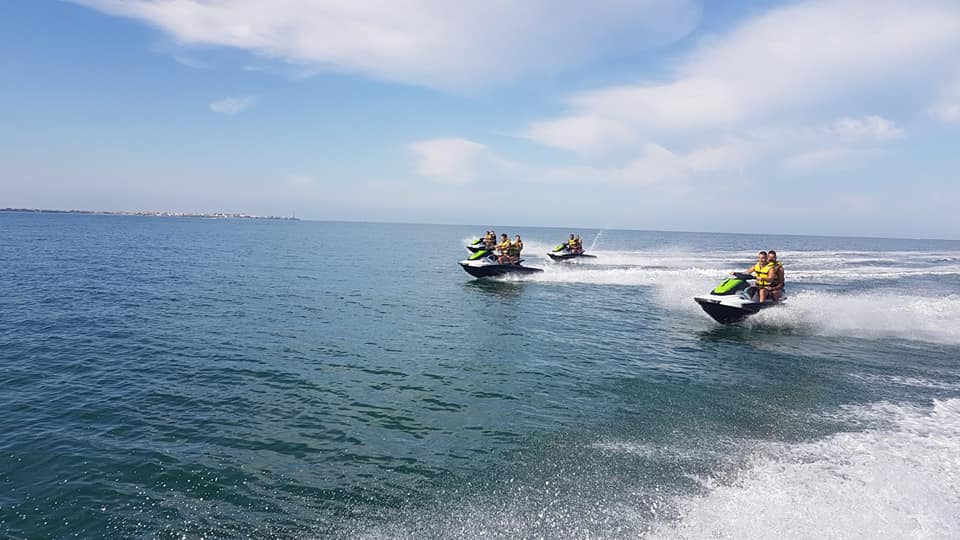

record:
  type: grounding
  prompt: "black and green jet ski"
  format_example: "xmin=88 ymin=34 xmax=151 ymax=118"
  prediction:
xmin=466 ymin=238 xmax=489 ymax=253
xmin=694 ymin=272 xmax=786 ymax=324
xmin=547 ymin=242 xmax=596 ymax=261
xmin=459 ymin=250 xmax=543 ymax=278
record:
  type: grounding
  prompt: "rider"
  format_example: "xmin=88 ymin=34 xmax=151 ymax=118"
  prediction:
xmin=737 ymin=251 xmax=775 ymax=301
xmin=566 ymin=234 xmax=576 ymax=251
xmin=573 ymin=234 xmax=583 ymax=253
xmin=507 ymin=235 xmax=524 ymax=264
xmin=483 ymin=230 xmax=497 ymax=249
xmin=496 ymin=233 xmax=511 ymax=263
xmin=763 ymin=250 xmax=785 ymax=302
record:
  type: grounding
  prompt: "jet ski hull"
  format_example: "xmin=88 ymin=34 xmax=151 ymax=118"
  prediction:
xmin=547 ymin=252 xmax=596 ymax=261
xmin=459 ymin=261 xmax=543 ymax=278
xmin=694 ymin=296 xmax=783 ymax=324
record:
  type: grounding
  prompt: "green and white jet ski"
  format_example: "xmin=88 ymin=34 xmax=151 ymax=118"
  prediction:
xmin=547 ymin=242 xmax=596 ymax=261
xmin=459 ymin=250 xmax=543 ymax=278
xmin=694 ymin=272 xmax=785 ymax=324
xmin=466 ymin=238 xmax=489 ymax=253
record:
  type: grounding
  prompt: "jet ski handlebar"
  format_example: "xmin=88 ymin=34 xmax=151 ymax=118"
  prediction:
xmin=731 ymin=272 xmax=756 ymax=281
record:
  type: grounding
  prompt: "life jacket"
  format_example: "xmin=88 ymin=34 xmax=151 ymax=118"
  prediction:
xmin=753 ymin=261 xmax=774 ymax=287
xmin=508 ymin=241 xmax=523 ymax=257
xmin=497 ymin=240 xmax=510 ymax=252
xmin=768 ymin=261 xmax=783 ymax=287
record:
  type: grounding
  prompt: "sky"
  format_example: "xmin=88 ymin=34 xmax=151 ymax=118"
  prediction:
xmin=2 ymin=0 xmax=959 ymax=239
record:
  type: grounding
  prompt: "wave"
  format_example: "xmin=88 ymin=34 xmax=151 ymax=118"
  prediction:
xmin=485 ymin=246 xmax=960 ymax=345
xmin=346 ymin=399 xmax=960 ymax=539
xmin=520 ymin=248 xmax=960 ymax=281
xmin=746 ymin=290 xmax=960 ymax=345
xmin=653 ymin=398 xmax=960 ymax=539
xmin=461 ymin=239 xmax=960 ymax=282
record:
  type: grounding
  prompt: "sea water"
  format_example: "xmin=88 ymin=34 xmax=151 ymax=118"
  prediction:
xmin=1 ymin=212 xmax=958 ymax=538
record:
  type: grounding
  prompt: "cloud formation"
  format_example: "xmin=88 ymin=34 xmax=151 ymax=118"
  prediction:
xmin=525 ymin=0 xmax=960 ymax=153
xmin=73 ymin=0 xmax=699 ymax=89
xmin=409 ymin=138 xmax=497 ymax=184
xmin=832 ymin=116 xmax=903 ymax=141
xmin=783 ymin=147 xmax=876 ymax=172
xmin=928 ymin=80 xmax=960 ymax=124
xmin=209 ymin=95 xmax=256 ymax=114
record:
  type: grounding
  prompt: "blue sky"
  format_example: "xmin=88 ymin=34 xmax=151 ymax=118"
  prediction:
xmin=2 ymin=0 xmax=959 ymax=238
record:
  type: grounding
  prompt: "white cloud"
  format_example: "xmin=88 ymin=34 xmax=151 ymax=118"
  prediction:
xmin=527 ymin=140 xmax=751 ymax=189
xmin=525 ymin=0 xmax=960 ymax=152
xmin=928 ymin=79 xmax=960 ymax=123
xmin=929 ymin=103 xmax=960 ymax=123
xmin=832 ymin=115 xmax=904 ymax=140
xmin=783 ymin=147 xmax=880 ymax=172
xmin=409 ymin=138 xmax=492 ymax=184
xmin=684 ymin=141 xmax=751 ymax=173
xmin=409 ymin=136 xmax=751 ymax=190
xmin=524 ymin=115 xmax=637 ymax=156
xmin=73 ymin=0 xmax=699 ymax=89
xmin=784 ymin=147 xmax=853 ymax=171
xmin=209 ymin=95 xmax=256 ymax=114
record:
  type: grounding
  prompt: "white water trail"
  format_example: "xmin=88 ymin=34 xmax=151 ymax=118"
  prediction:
xmin=352 ymin=400 xmax=960 ymax=539
xmin=742 ymin=290 xmax=960 ymax=345
xmin=499 ymin=246 xmax=960 ymax=345
xmin=652 ymin=399 xmax=960 ymax=540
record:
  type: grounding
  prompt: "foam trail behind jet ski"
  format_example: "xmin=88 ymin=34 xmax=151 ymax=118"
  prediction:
xmin=747 ymin=290 xmax=960 ymax=345
xmin=496 ymin=245 xmax=960 ymax=344
xmin=344 ymin=399 xmax=960 ymax=539
xmin=651 ymin=399 xmax=960 ymax=540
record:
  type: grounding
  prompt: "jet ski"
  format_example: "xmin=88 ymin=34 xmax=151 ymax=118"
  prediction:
xmin=459 ymin=250 xmax=543 ymax=278
xmin=547 ymin=243 xmax=597 ymax=261
xmin=466 ymin=238 xmax=489 ymax=253
xmin=694 ymin=272 xmax=786 ymax=324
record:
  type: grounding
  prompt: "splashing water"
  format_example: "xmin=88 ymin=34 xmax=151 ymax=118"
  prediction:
xmin=655 ymin=399 xmax=960 ymax=540
xmin=492 ymin=243 xmax=960 ymax=345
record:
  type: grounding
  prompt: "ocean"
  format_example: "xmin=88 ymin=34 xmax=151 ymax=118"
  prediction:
xmin=2 ymin=212 xmax=959 ymax=539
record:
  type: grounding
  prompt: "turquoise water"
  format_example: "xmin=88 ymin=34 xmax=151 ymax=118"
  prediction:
xmin=2 ymin=213 xmax=959 ymax=538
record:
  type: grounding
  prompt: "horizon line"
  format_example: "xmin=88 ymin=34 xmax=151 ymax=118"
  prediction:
xmin=3 ymin=207 xmax=958 ymax=243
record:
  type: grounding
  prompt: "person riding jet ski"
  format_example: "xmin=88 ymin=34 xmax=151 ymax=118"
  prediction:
xmin=694 ymin=250 xmax=786 ymax=324
xmin=736 ymin=250 xmax=784 ymax=303
xmin=502 ymin=235 xmax=523 ymax=263
xmin=467 ymin=230 xmax=498 ymax=253
xmin=763 ymin=250 xmax=785 ymax=302
xmin=548 ymin=233 xmax=595 ymax=261
xmin=495 ymin=233 xmax=511 ymax=260
xmin=459 ymin=233 xmax=542 ymax=278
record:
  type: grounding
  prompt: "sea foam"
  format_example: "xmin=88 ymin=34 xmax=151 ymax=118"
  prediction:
xmin=349 ymin=399 xmax=960 ymax=539
xmin=507 ymin=247 xmax=960 ymax=345
xmin=654 ymin=399 xmax=960 ymax=540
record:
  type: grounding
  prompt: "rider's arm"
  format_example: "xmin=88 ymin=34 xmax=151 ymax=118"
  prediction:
xmin=772 ymin=268 xmax=784 ymax=290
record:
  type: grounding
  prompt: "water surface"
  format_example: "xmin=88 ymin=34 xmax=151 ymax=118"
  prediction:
xmin=2 ymin=213 xmax=959 ymax=538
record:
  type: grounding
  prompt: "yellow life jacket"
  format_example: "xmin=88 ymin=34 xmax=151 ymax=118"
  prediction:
xmin=768 ymin=261 xmax=783 ymax=287
xmin=497 ymin=240 xmax=510 ymax=252
xmin=508 ymin=241 xmax=523 ymax=256
xmin=753 ymin=261 xmax=774 ymax=287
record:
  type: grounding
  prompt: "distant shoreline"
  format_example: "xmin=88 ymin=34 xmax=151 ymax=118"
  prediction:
xmin=0 ymin=208 xmax=298 ymax=221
